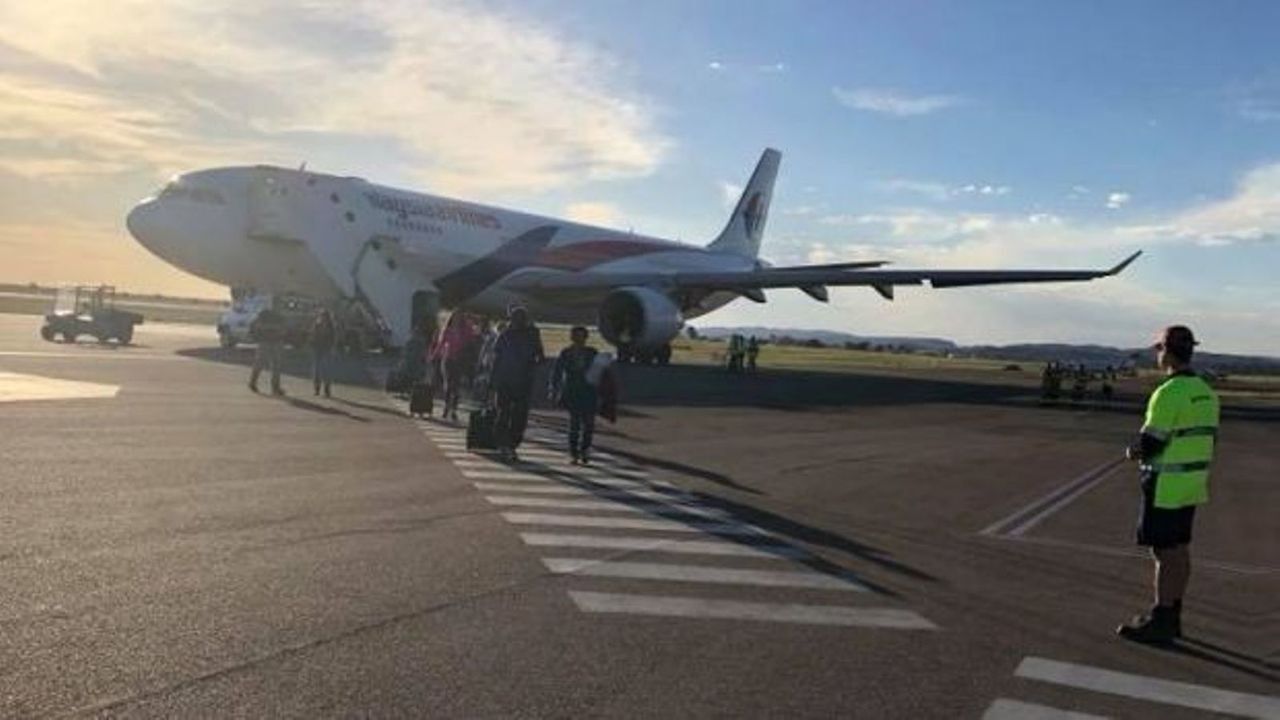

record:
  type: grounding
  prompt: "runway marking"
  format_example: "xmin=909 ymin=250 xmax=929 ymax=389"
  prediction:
xmin=0 ymin=350 xmax=187 ymax=362
xmin=0 ymin=370 xmax=120 ymax=403
xmin=484 ymin=495 xmax=726 ymax=518
xmin=546 ymin=558 xmax=868 ymax=591
xmin=519 ymin=532 xmax=809 ymax=559
xmin=466 ymin=472 xmax=667 ymax=490
xmin=1015 ymin=656 xmax=1280 ymax=718
xmin=981 ymin=698 xmax=1107 ymax=719
xmin=501 ymin=512 xmax=770 ymax=536
xmin=980 ymin=459 xmax=1123 ymax=537
xmin=475 ymin=482 xmax=693 ymax=501
xmin=568 ymin=591 xmax=936 ymax=629
xmin=461 ymin=469 xmax=561 ymax=481
xmin=393 ymin=396 xmax=941 ymax=633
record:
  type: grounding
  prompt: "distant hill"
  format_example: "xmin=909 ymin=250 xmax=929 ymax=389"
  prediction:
xmin=696 ymin=326 xmax=958 ymax=353
xmin=692 ymin=326 xmax=1280 ymax=373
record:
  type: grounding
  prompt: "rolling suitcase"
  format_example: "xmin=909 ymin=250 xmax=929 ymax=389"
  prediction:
xmin=409 ymin=381 xmax=433 ymax=417
xmin=467 ymin=407 xmax=497 ymax=450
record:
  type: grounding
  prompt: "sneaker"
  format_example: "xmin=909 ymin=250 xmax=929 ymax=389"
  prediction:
xmin=580 ymin=452 xmax=591 ymax=465
xmin=1117 ymin=606 xmax=1178 ymax=645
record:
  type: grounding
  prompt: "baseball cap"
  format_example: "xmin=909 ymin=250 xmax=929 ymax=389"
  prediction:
xmin=1153 ymin=325 xmax=1197 ymax=351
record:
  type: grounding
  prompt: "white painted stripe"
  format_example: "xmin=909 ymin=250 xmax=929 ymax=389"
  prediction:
xmin=980 ymin=460 xmax=1122 ymax=536
xmin=1016 ymin=657 xmax=1280 ymax=719
xmin=561 ymin=466 xmax=650 ymax=480
xmin=461 ymin=469 xmax=663 ymax=489
xmin=568 ymin=591 xmax=935 ymax=629
xmin=0 ymin=371 xmax=120 ymax=403
xmin=484 ymin=495 xmax=724 ymax=518
xmin=519 ymin=532 xmax=808 ymax=559
xmin=1004 ymin=464 xmax=1123 ymax=537
xmin=544 ymin=558 xmax=867 ymax=591
xmin=453 ymin=459 xmax=508 ymax=468
xmin=461 ymin=470 xmax=558 ymax=481
xmin=981 ymin=698 xmax=1108 ymax=720
xmin=501 ymin=512 xmax=769 ymax=536
xmin=474 ymin=483 xmax=693 ymax=501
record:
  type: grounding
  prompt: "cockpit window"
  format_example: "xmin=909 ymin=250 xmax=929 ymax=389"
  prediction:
xmin=158 ymin=181 xmax=225 ymax=205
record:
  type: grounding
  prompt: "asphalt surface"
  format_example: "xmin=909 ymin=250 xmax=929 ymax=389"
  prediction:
xmin=0 ymin=312 xmax=1276 ymax=718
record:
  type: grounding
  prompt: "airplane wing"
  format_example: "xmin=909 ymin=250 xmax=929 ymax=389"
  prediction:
xmin=504 ymin=251 xmax=1142 ymax=302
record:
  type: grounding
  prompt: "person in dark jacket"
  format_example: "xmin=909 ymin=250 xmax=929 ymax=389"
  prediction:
xmin=393 ymin=317 xmax=433 ymax=394
xmin=249 ymin=304 xmax=285 ymax=395
xmin=491 ymin=306 xmax=544 ymax=461
xmin=311 ymin=308 xmax=337 ymax=397
xmin=550 ymin=326 xmax=600 ymax=464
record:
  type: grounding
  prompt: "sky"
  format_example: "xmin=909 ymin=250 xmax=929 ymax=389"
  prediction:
xmin=1 ymin=0 xmax=1278 ymax=356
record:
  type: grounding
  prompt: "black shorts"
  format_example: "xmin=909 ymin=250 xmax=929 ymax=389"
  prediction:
xmin=1136 ymin=475 xmax=1196 ymax=549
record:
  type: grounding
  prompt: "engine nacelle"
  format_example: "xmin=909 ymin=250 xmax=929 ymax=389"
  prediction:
xmin=597 ymin=287 xmax=684 ymax=349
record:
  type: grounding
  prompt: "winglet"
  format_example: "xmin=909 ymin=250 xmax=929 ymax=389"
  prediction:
xmin=1108 ymin=250 xmax=1143 ymax=276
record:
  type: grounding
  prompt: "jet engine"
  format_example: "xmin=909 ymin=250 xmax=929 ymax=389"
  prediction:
xmin=597 ymin=287 xmax=684 ymax=350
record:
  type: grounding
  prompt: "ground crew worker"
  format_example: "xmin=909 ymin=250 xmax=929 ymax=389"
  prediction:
xmin=1118 ymin=325 xmax=1219 ymax=644
xmin=248 ymin=303 xmax=286 ymax=395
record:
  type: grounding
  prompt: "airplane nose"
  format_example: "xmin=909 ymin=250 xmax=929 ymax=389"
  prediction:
xmin=126 ymin=200 xmax=162 ymax=253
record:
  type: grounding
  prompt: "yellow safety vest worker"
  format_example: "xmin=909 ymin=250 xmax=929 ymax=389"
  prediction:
xmin=1139 ymin=372 xmax=1220 ymax=508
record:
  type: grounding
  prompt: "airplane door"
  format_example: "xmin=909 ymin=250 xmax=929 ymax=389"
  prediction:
xmin=247 ymin=170 xmax=303 ymax=242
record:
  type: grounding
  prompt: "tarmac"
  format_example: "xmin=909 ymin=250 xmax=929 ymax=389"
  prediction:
xmin=0 ymin=311 xmax=1275 ymax=718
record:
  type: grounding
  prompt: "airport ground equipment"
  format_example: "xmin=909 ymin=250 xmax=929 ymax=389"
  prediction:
xmin=40 ymin=285 xmax=143 ymax=344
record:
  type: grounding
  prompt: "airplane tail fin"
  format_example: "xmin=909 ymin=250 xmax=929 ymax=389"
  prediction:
xmin=707 ymin=148 xmax=781 ymax=258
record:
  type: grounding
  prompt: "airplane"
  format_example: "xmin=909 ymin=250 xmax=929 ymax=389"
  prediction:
xmin=126 ymin=148 xmax=1141 ymax=362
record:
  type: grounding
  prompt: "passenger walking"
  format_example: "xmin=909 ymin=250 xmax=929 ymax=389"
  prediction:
xmin=550 ymin=326 xmax=602 ymax=464
xmin=248 ymin=303 xmax=286 ymax=395
xmin=310 ymin=308 xmax=337 ymax=397
xmin=746 ymin=336 xmax=760 ymax=372
xmin=1118 ymin=325 xmax=1219 ymax=644
xmin=472 ymin=318 xmax=500 ymax=402
xmin=433 ymin=311 xmax=480 ymax=421
xmin=490 ymin=306 xmax=544 ymax=461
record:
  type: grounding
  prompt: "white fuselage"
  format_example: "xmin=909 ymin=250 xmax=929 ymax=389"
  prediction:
xmin=127 ymin=165 xmax=746 ymax=342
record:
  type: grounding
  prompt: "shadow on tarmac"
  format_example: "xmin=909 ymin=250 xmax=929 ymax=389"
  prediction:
xmin=278 ymin=395 xmax=371 ymax=423
xmin=447 ymin=415 xmax=939 ymax=594
xmin=1161 ymin=638 xmax=1280 ymax=682
xmin=177 ymin=346 xmax=380 ymax=388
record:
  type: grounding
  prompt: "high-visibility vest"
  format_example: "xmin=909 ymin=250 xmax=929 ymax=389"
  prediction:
xmin=1140 ymin=372 xmax=1220 ymax=509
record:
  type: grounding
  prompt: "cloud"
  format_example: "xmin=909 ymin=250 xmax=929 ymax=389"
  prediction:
xmin=0 ymin=0 xmax=670 ymax=193
xmin=880 ymin=179 xmax=1011 ymax=201
xmin=564 ymin=201 xmax=622 ymax=227
xmin=707 ymin=61 xmax=724 ymax=71
xmin=761 ymin=164 xmax=1280 ymax=354
xmin=1106 ymin=192 xmax=1131 ymax=210
xmin=1139 ymin=163 xmax=1280 ymax=246
xmin=832 ymin=87 xmax=963 ymax=116
xmin=881 ymin=179 xmax=951 ymax=201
